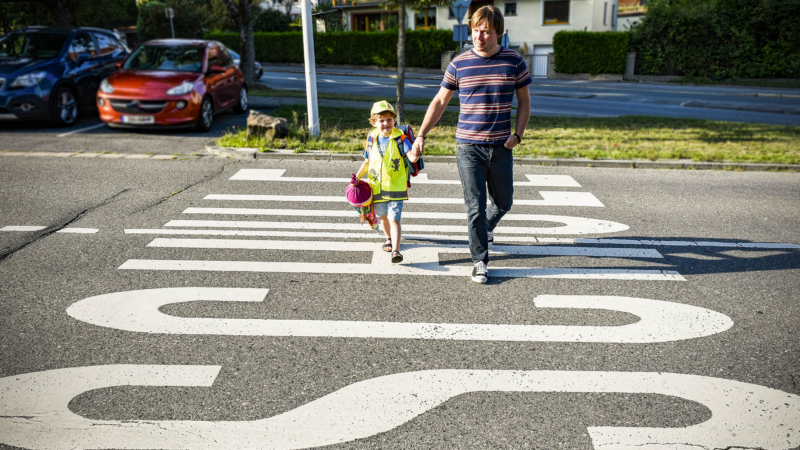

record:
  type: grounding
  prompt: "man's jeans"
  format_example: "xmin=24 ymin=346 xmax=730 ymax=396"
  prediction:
xmin=456 ymin=143 xmax=514 ymax=264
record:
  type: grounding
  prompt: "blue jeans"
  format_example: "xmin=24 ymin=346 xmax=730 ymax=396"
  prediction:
xmin=456 ymin=143 xmax=514 ymax=264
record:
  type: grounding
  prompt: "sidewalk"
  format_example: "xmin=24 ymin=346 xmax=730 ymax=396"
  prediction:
xmin=260 ymin=63 xmax=444 ymax=81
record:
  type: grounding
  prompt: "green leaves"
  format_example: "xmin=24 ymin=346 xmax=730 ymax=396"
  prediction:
xmin=552 ymin=31 xmax=630 ymax=75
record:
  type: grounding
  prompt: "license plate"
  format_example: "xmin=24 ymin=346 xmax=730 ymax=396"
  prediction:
xmin=122 ymin=115 xmax=155 ymax=124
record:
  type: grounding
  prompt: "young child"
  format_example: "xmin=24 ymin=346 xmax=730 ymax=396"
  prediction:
xmin=355 ymin=100 xmax=420 ymax=263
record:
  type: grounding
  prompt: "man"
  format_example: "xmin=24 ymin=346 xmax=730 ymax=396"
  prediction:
xmin=411 ymin=6 xmax=532 ymax=284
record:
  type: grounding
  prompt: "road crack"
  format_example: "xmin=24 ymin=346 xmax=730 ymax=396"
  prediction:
xmin=0 ymin=189 xmax=129 ymax=263
xmin=135 ymin=160 xmax=234 ymax=214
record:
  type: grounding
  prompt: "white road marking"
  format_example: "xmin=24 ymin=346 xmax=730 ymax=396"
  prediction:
xmin=228 ymin=169 xmax=582 ymax=187
xmin=147 ymin=238 xmax=663 ymax=258
xmin=0 ymin=225 xmax=47 ymax=231
xmin=56 ymin=228 xmax=99 ymax=234
xmin=169 ymin=215 xmax=630 ymax=235
xmin=67 ymin=288 xmax=730 ymax=342
xmin=202 ymin=192 xmax=604 ymax=207
xmin=361 ymin=81 xmax=381 ymax=86
xmin=123 ymin=229 xmax=800 ymax=249
xmin=321 ymin=79 xmax=336 ymax=83
xmin=407 ymin=83 xmax=428 ymax=88
xmin=119 ymin=259 xmax=683 ymax=281
xmin=56 ymin=123 xmax=105 ymax=137
xmin=2 ymin=366 xmax=797 ymax=450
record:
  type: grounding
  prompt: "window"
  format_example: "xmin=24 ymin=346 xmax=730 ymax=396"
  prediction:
xmin=504 ymin=2 xmax=517 ymax=16
xmin=415 ymin=7 xmax=436 ymax=29
xmin=603 ymin=1 xmax=608 ymax=25
xmin=93 ymin=33 xmax=123 ymax=56
xmin=449 ymin=7 xmax=455 ymax=19
xmin=352 ymin=12 xmax=398 ymax=31
xmin=543 ymin=0 xmax=569 ymax=25
xmin=68 ymin=34 xmax=96 ymax=62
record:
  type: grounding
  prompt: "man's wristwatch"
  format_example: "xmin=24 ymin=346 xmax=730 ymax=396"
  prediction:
xmin=513 ymin=133 xmax=522 ymax=144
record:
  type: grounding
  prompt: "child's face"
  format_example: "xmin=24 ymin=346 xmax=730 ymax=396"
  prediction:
xmin=373 ymin=113 xmax=396 ymax=137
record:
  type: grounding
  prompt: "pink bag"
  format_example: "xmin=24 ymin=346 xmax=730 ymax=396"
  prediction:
xmin=346 ymin=174 xmax=378 ymax=230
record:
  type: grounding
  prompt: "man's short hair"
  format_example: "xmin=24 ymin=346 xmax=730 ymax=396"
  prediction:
xmin=470 ymin=5 xmax=504 ymax=36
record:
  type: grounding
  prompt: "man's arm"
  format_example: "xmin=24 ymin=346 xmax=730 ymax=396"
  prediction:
xmin=412 ymin=87 xmax=456 ymax=156
xmin=504 ymin=85 xmax=531 ymax=149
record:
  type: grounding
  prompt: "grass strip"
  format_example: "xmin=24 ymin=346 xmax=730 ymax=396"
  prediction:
xmin=219 ymin=104 xmax=800 ymax=164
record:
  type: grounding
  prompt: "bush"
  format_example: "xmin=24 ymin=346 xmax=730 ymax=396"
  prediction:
xmin=253 ymin=9 xmax=292 ymax=32
xmin=205 ymin=28 xmax=455 ymax=68
xmin=552 ymin=30 xmax=630 ymax=75
xmin=630 ymin=0 xmax=800 ymax=79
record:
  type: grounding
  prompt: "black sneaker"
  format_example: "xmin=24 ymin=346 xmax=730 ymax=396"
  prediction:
xmin=487 ymin=230 xmax=494 ymax=249
xmin=471 ymin=261 xmax=488 ymax=284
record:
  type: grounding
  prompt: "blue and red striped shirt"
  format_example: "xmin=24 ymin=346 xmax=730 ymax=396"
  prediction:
xmin=442 ymin=48 xmax=532 ymax=145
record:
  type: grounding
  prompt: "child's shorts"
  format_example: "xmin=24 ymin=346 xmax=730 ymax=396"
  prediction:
xmin=373 ymin=200 xmax=403 ymax=221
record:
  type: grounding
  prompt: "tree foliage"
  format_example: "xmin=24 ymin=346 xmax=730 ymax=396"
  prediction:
xmin=137 ymin=0 xmax=208 ymax=41
xmin=1 ymin=0 xmax=136 ymax=34
xmin=630 ymin=0 xmax=800 ymax=79
xmin=252 ymin=8 xmax=291 ymax=32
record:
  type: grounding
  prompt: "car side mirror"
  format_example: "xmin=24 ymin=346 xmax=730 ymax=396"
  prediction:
xmin=76 ymin=52 xmax=92 ymax=63
xmin=207 ymin=64 xmax=226 ymax=74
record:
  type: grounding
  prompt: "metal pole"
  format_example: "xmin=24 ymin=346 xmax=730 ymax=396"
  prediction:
xmin=301 ymin=0 xmax=320 ymax=138
xmin=169 ymin=17 xmax=175 ymax=39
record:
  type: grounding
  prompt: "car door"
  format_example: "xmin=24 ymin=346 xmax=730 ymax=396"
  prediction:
xmin=91 ymin=32 xmax=128 ymax=80
xmin=220 ymin=47 xmax=242 ymax=107
xmin=65 ymin=33 xmax=100 ymax=105
xmin=205 ymin=45 xmax=230 ymax=109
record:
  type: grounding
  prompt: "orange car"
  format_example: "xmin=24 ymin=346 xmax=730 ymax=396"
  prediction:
xmin=97 ymin=39 xmax=247 ymax=131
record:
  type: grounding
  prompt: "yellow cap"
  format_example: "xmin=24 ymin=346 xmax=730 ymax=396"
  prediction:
xmin=370 ymin=100 xmax=396 ymax=116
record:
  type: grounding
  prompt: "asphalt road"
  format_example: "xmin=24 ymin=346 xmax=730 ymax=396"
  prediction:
xmin=1 ymin=156 xmax=799 ymax=449
xmin=261 ymin=68 xmax=800 ymax=126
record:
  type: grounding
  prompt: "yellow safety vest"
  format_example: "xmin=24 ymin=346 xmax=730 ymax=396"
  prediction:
xmin=367 ymin=127 xmax=409 ymax=203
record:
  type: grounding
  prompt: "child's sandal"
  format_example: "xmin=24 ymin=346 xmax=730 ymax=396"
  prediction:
xmin=391 ymin=251 xmax=403 ymax=263
xmin=382 ymin=239 xmax=392 ymax=252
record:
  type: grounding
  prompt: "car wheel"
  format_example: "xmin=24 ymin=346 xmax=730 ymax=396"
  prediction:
xmin=195 ymin=96 xmax=214 ymax=132
xmin=233 ymin=87 xmax=248 ymax=114
xmin=50 ymin=87 xmax=79 ymax=127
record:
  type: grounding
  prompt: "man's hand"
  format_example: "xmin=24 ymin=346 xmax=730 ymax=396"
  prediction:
xmin=504 ymin=133 xmax=520 ymax=149
xmin=412 ymin=136 xmax=425 ymax=158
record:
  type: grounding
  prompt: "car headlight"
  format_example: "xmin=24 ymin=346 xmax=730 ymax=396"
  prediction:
xmin=166 ymin=81 xmax=194 ymax=96
xmin=11 ymin=71 xmax=47 ymax=88
xmin=99 ymin=78 xmax=114 ymax=94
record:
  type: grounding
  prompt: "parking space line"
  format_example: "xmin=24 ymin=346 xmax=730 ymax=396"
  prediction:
xmin=57 ymin=123 xmax=106 ymax=137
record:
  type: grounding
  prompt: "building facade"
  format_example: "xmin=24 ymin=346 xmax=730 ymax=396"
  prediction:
xmin=331 ymin=0 xmax=619 ymax=76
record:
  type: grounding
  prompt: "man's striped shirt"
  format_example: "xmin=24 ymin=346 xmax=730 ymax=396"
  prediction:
xmin=442 ymin=48 xmax=532 ymax=144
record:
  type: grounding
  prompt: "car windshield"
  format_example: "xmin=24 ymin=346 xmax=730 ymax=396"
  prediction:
xmin=0 ymin=32 xmax=68 ymax=59
xmin=229 ymin=50 xmax=239 ymax=60
xmin=124 ymin=45 xmax=204 ymax=72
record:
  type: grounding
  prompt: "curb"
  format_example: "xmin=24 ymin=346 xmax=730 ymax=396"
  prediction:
xmin=204 ymin=146 xmax=800 ymax=172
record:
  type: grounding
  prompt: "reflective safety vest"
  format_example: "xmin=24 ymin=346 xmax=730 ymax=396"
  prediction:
xmin=367 ymin=127 xmax=410 ymax=203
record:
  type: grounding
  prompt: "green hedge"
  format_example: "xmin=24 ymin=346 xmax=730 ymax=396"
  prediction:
xmin=205 ymin=29 xmax=456 ymax=69
xmin=552 ymin=30 xmax=630 ymax=75
xmin=630 ymin=0 xmax=800 ymax=79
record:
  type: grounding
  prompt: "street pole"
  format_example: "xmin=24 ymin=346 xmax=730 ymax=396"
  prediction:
xmin=301 ymin=0 xmax=320 ymax=138
xmin=166 ymin=8 xmax=175 ymax=39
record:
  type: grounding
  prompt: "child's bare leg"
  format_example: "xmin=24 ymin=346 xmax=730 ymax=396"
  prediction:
xmin=379 ymin=216 xmax=391 ymax=241
xmin=390 ymin=220 xmax=401 ymax=252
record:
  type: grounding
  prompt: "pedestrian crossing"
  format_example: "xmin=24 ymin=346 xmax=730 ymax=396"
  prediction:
xmin=116 ymin=169 xmax=683 ymax=281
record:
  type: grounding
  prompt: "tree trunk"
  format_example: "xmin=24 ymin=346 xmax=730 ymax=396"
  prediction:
xmin=223 ymin=0 xmax=257 ymax=86
xmin=395 ymin=0 xmax=406 ymax=125
xmin=239 ymin=2 xmax=257 ymax=86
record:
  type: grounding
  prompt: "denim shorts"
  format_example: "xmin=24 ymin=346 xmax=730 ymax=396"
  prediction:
xmin=373 ymin=200 xmax=403 ymax=221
